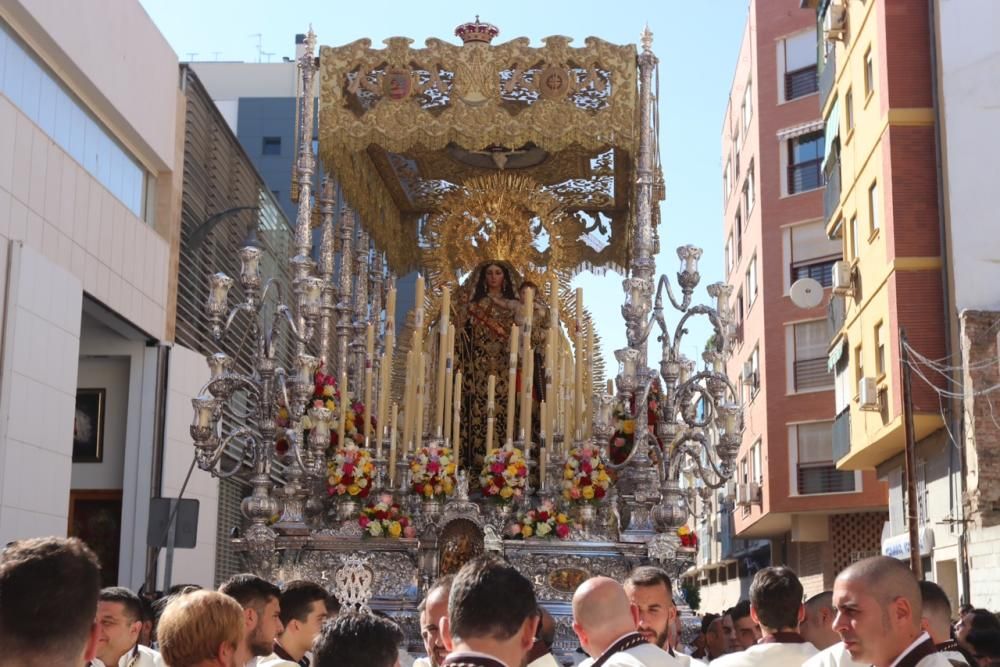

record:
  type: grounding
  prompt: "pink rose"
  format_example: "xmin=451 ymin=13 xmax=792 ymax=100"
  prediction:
xmin=403 ymin=526 xmax=417 ymax=538
xmin=570 ymin=487 xmax=582 ymax=500
xmin=556 ymin=524 xmax=571 ymax=538
xmin=491 ymin=462 xmax=505 ymax=474
xmin=358 ymin=515 xmax=370 ymax=528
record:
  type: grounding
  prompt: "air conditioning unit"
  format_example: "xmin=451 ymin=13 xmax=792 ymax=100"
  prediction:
xmin=858 ymin=376 xmax=880 ymax=411
xmin=832 ymin=260 xmax=854 ymax=296
xmin=824 ymin=3 xmax=847 ymax=41
xmin=748 ymin=482 xmax=760 ymax=503
xmin=736 ymin=482 xmax=761 ymax=506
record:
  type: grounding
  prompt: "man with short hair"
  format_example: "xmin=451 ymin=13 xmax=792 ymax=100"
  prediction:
xmin=157 ymin=590 xmax=244 ymax=667
xmin=701 ymin=614 xmax=736 ymax=660
xmin=0 ymin=536 xmax=102 ymax=667
xmin=416 ymin=575 xmax=454 ymax=667
xmin=801 ymin=592 xmax=841 ymax=651
xmin=219 ymin=573 xmax=284 ymax=666
xmin=918 ymin=581 xmax=972 ymax=666
xmin=92 ymin=587 xmax=164 ymax=667
xmin=727 ymin=600 xmax=762 ymax=651
xmin=572 ymin=576 xmax=682 ymax=667
xmin=527 ymin=607 xmax=560 ymax=667
xmin=957 ymin=611 xmax=1000 ymax=659
xmin=624 ymin=566 xmax=705 ymax=667
xmin=313 ymin=612 xmax=403 ymax=667
xmin=832 ymin=556 xmax=951 ymax=667
xmin=710 ymin=567 xmax=817 ymax=667
xmin=440 ymin=555 xmax=540 ymax=667
xmin=259 ymin=581 xmax=329 ymax=667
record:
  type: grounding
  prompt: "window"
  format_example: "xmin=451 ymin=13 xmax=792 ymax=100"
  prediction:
xmin=875 ymin=321 xmax=886 ymax=376
xmin=749 ymin=346 xmax=761 ymax=396
xmin=849 ymin=215 xmax=860 ymax=260
xmin=788 ymin=131 xmax=825 ymax=194
xmin=262 ymin=136 xmax=281 ymax=155
xmin=854 ymin=344 xmax=864 ymax=387
xmin=864 ymin=48 xmax=875 ymax=97
xmin=0 ymin=22 xmax=146 ymax=217
xmin=725 ymin=235 xmax=734 ymax=278
xmin=746 ymin=255 xmax=758 ymax=306
xmin=744 ymin=162 xmax=755 ymax=215
xmin=796 ymin=422 xmax=856 ymax=494
xmin=790 ymin=221 xmax=841 ymax=287
xmin=723 ymin=158 xmax=731 ymax=200
xmin=794 ymin=320 xmax=834 ymax=390
xmin=742 ymin=80 xmax=753 ymax=130
xmin=751 ymin=441 xmax=762 ymax=484
xmin=868 ymin=181 xmax=879 ymax=234
xmin=783 ymin=30 xmax=819 ymax=101
xmin=734 ymin=290 xmax=745 ymax=345
xmin=845 ymin=88 xmax=855 ymax=131
xmin=735 ymin=209 xmax=743 ymax=257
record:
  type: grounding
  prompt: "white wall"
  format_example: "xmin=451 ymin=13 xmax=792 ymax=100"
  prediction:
xmin=0 ymin=241 xmax=82 ymax=545
xmin=0 ymin=0 xmax=178 ymax=172
xmin=938 ymin=0 xmax=1000 ymax=311
xmin=158 ymin=344 xmax=218 ymax=589
xmin=70 ymin=356 xmax=130 ymax=490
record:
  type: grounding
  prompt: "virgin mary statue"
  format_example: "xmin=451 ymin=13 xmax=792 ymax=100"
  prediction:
xmin=454 ymin=260 xmax=549 ymax=476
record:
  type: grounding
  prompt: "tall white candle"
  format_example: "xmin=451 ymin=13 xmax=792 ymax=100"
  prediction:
xmin=443 ymin=323 xmax=455 ymax=444
xmin=452 ymin=369 xmax=462 ymax=460
xmin=388 ymin=402 xmax=398 ymax=486
xmin=485 ymin=374 xmax=496 ymax=453
xmin=363 ymin=323 xmax=374 ymax=445
xmin=506 ymin=324 xmax=520 ymax=446
xmin=434 ymin=289 xmax=451 ymax=436
xmin=574 ymin=288 xmax=584 ymax=441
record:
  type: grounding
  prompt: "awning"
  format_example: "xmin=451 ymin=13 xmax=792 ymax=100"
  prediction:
xmin=822 ymin=98 xmax=841 ymax=170
xmin=776 ymin=119 xmax=825 ymax=142
xmin=828 ymin=337 xmax=847 ymax=371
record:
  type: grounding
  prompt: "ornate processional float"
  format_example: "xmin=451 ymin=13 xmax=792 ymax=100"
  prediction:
xmin=189 ymin=18 xmax=743 ymax=655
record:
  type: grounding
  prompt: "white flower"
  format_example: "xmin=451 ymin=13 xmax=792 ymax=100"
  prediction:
xmin=536 ymin=522 xmax=552 ymax=536
xmin=369 ymin=522 xmax=383 ymax=537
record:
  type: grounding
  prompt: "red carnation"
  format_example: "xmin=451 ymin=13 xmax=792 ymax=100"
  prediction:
xmin=556 ymin=524 xmax=571 ymax=538
xmin=493 ymin=475 xmax=505 ymax=488
xmin=595 ymin=486 xmax=606 ymax=499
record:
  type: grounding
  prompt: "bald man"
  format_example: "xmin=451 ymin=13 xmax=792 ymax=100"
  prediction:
xmin=572 ymin=577 xmax=682 ymax=667
xmin=832 ymin=557 xmax=951 ymax=667
xmin=918 ymin=581 xmax=972 ymax=666
xmin=801 ymin=592 xmax=841 ymax=651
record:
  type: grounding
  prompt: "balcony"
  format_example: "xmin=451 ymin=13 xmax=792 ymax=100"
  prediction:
xmin=824 ymin=155 xmax=841 ymax=224
xmin=819 ymin=47 xmax=837 ymax=109
xmin=832 ymin=408 xmax=851 ymax=464
xmin=785 ymin=66 xmax=819 ymax=101
xmin=794 ymin=357 xmax=832 ymax=391
xmin=797 ymin=463 xmax=856 ymax=494
xmin=788 ymin=158 xmax=824 ymax=195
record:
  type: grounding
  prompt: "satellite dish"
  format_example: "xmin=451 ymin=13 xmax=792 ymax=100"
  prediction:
xmin=790 ymin=278 xmax=824 ymax=309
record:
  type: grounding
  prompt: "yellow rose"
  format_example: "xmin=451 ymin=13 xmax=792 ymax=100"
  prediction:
xmin=326 ymin=399 xmax=336 ymax=411
xmin=521 ymin=525 xmax=533 ymax=538
xmin=500 ymin=486 xmax=514 ymax=499
xmin=598 ymin=471 xmax=610 ymax=482
xmin=562 ymin=490 xmax=571 ymax=500
xmin=506 ymin=464 xmax=518 ymax=477
xmin=623 ymin=420 xmax=635 ymax=435
xmin=347 ymin=484 xmax=360 ymax=496
xmin=388 ymin=521 xmax=402 ymax=537
xmin=557 ymin=513 xmax=569 ymax=524
xmin=411 ymin=463 xmax=421 ymax=472
xmin=323 ymin=385 xmax=335 ymax=397
xmin=582 ymin=486 xmax=595 ymax=500
xmin=424 ymin=484 xmax=434 ymax=497
xmin=278 ymin=407 xmax=289 ymax=420
xmin=364 ymin=463 xmax=374 ymax=474
xmin=564 ymin=469 xmax=575 ymax=480
xmin=442 ymin=480 xmax=454 ymax=494
xmin=446 ymin=463 xmax=457 ymax=475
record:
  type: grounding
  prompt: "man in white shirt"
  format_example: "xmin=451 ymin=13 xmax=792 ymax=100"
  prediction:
xmin=622 ymin=566 xmax=705 ymax=667
xmin=415 ymin=575 xmax=453 ymax=667
xmin=219 ymin=574 xmax=284 ymax=667
xmin=259 ymin=580 xmax=331 ymax=667
xmin=572 ymin=576 xmax=682 ymax=667
xmin=801 ymin=592 xmax=841 ymax=651
xmin=831 ymin=556 xmax=952 ymax=667
xmin=156 ymin=590 xmax=245 ymax=667
xmin=709 ymin=567 xmax=817 ymax=667
xmin=918 ymin=581 xmax=973 ymax=666
xmin=91 ymin=587 xmax=164 ymax=667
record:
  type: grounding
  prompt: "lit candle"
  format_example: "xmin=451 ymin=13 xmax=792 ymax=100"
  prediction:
xmin=485 ymin=374 xmax=496 ymax=452
xmin=539 ymin=399 xmax=547 ymax=489
xmin=435 ymin=289 xmax=451 ymax=436
xmin=574 ymin=288 xmax=584 ymax=441
xmin=506 ymin=324 xmax=520 ymax=446
xmin=443 ymin=323 xmax=455 ymax=444
xmin=337 ymin=370 xmax=348 ymax=448
xmin=363 ymin=323 xmax=375 ymax=445
xmin=452 ymin=369 xmax=462 ymax=460
xmin=388 ymin=402 xmax=398 ymax=486
xmin=520 ymin=287 xmax=534 ymax=444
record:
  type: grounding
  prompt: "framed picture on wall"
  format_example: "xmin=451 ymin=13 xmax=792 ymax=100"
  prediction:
xmin=68 ymin=489 xmax=122 ymax=587
xmin=73 ymin=388 xmax=106 ymax=463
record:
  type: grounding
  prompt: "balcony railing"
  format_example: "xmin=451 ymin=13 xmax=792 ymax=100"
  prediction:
xmin=786 ymin=65 xmax=819 ymax=100
xmin=832 ymin=408 xmax=851 ymax=463
xmin=824 ymin=156 xmax=841 ymax=224
xmin=819 ymin=48 xmax=837 ymax=108
xmin=789 ymin=158 xmax=824 ymax=194
xmin=795 ymin=357 xmax=833 ymax=391
xmin=792 ymin=258 xmax=837 ymax=288
xmin=797 ymin=463 xmax=856 ymax=494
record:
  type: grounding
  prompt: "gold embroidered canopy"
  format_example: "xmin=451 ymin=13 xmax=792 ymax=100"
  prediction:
xmin=317 ymin=22 xmax=640 ymax=275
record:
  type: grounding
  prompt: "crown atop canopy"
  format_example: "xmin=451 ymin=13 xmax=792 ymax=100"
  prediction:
xmin=455 ymin=16 xmax=500 ymax=44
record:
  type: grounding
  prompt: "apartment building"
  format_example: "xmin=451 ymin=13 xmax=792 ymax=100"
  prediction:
xmin=702 ymin=0 xmax=886 ymax=603
xmin=806 ymin=0 xmax=958 ymax=601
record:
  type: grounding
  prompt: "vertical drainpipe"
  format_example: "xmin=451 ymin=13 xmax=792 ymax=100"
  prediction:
xmin=144 ymin=343 xmax=171 ymax=593
xmin=927 ymin=0 xmax=969 ymax=601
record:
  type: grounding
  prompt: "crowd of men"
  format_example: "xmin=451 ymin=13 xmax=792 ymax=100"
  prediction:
xmin=3 ymin=536 xmax=1000 ymax=667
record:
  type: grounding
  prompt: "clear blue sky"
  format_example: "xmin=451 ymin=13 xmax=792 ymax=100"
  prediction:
xmin=140 ymin=0 xmax=750 ymax=371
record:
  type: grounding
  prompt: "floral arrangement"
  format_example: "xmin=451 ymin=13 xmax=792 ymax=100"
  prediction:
xmin=507 ymin=500 xmax=572 ymax=539
xmin=326 ymin=442 xmax=375 ymax=498
xmin=410 ymin=444 xmax=458 ymax=499
xmin=275 ymin=369 xmax=375 ymax=455
xmin=609 ymin=381 xmax=663 ymax=465
xmin=562 ymin=443 xmax=611 ymax=503
xmin=358 ymin=495 xmax=416 ymax=538
xmin=479 ymin=445 xmax=528 ymax=502
xmin=677 ymin=525 xmax=699 ymax=548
